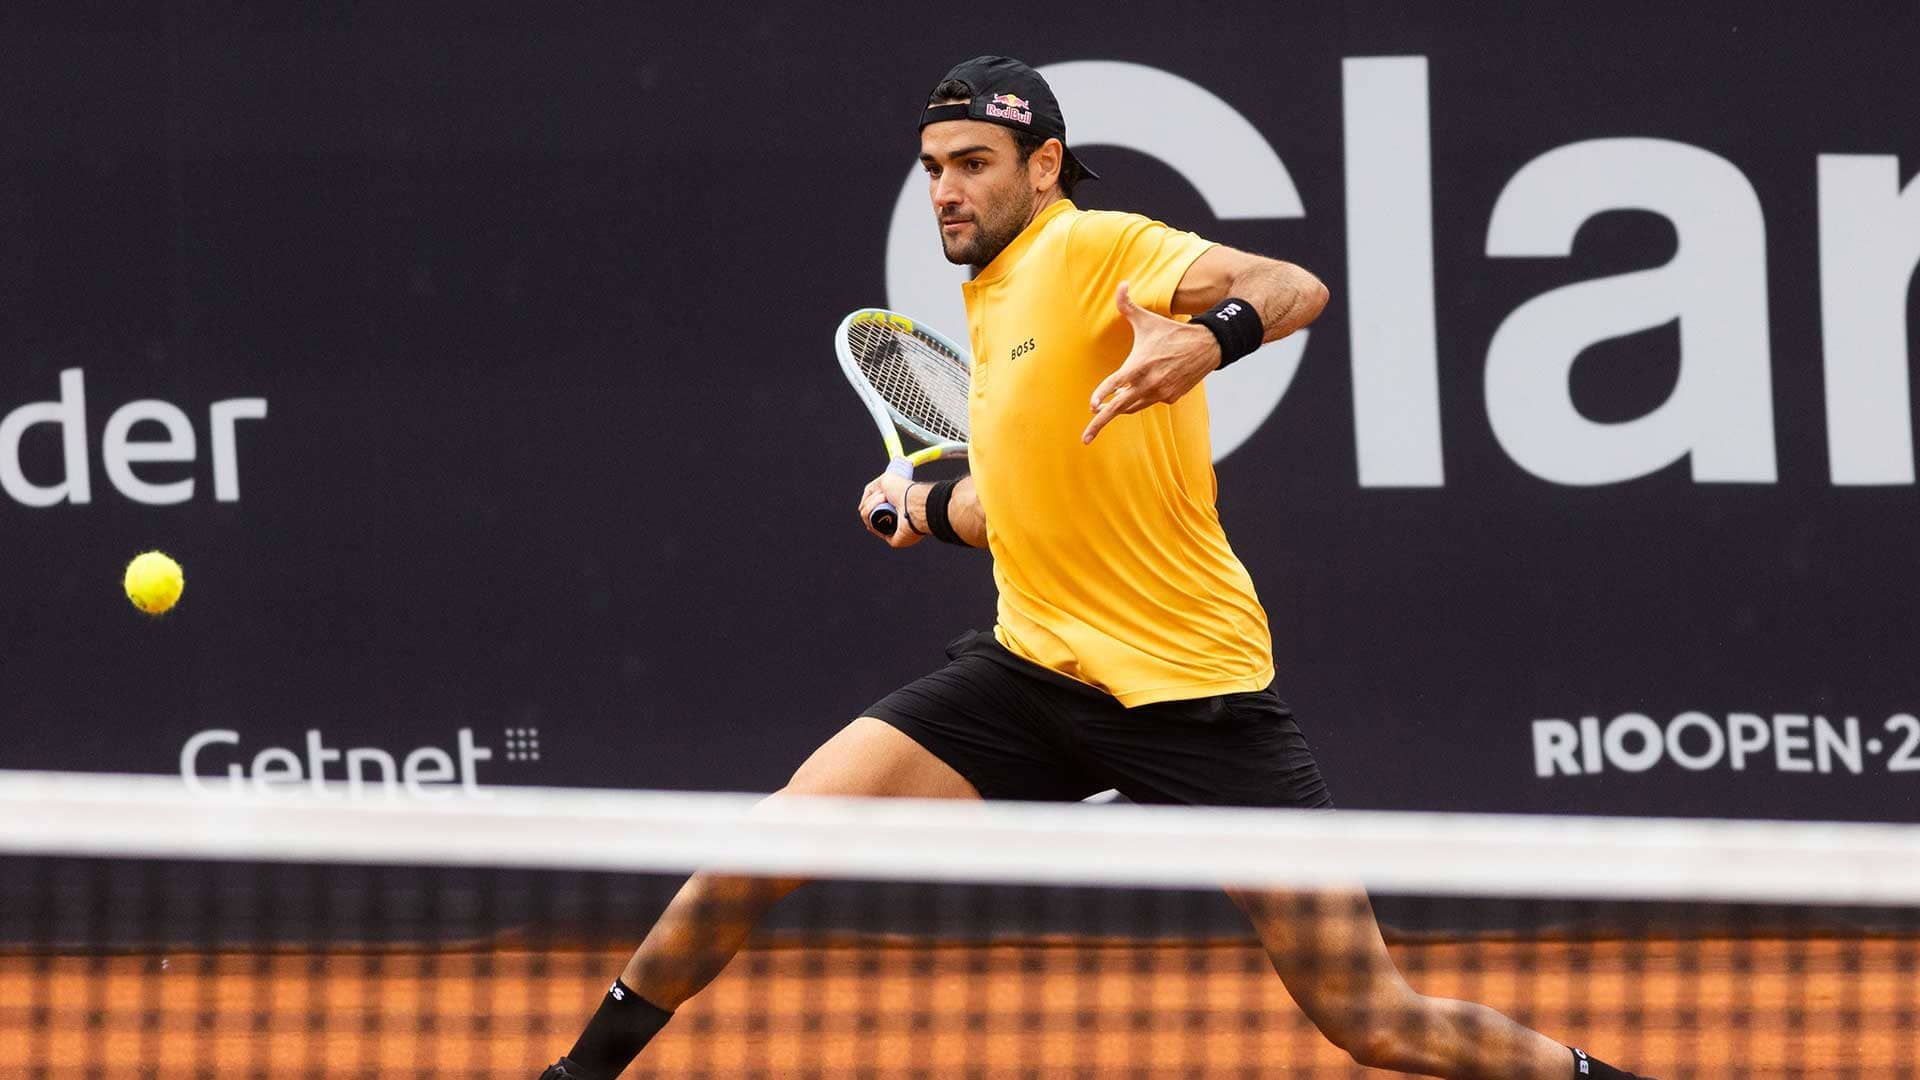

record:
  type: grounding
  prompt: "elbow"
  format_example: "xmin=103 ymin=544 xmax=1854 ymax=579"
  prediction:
xmin=1273 ymin=259 xmax=1329 ymax=327
xmin=1309 ymin=277 xmax=1331 ymax=322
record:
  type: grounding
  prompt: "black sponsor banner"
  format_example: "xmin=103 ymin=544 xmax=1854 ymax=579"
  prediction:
xmin=3 ymin=5 xmax=1916 ymax=821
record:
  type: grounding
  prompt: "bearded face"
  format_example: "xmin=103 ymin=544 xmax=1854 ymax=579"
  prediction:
xmin=919 ymin=119 xmax=1056 ymax=270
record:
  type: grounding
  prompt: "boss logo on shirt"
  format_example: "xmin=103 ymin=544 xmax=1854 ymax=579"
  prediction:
xmin=1010 ymin=338 xmax=1036 ymax=361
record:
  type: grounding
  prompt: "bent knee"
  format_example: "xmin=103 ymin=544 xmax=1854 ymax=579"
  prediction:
xmin=1309 ymin=994 xmax=1433 ymax=1071
xmin=1338 ymin=1025 xmax=1412 ymax=1070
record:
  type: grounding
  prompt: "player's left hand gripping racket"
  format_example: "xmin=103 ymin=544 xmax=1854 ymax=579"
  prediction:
xmin=835 ymin=309 xmax=972 ymax=535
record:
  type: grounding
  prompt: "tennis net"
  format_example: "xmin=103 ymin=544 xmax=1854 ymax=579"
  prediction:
xmin=3 ymin=770 xmax=1916 ymax=1077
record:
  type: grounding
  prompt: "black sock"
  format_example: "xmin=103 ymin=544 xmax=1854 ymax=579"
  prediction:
xmin=563 ymin=979 xmax=673 ymax=1078
xmin=1570 ymin=1046 xmax=1645 ymax=1079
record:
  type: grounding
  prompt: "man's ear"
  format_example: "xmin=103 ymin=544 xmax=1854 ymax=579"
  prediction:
xmin=1032 ymin=138 xmax=1064 ymax=191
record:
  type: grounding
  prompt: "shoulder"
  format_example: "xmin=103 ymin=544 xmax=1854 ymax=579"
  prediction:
xmin=1063 ymin=207 xmax=1161 ymax=245
xmin=1059 ymin=208 xmax=1192 ymax=265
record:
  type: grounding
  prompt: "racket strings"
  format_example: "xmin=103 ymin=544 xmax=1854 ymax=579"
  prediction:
xmin=847 ymin=322 xmax=970 ymax=446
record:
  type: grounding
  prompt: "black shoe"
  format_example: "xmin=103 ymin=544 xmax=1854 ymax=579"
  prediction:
xmin=538 ymin=1059 xmax=601 ymax=1080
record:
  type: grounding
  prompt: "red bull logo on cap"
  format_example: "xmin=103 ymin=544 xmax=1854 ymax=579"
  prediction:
xmin=983 ymin=92 xmax=1033 ymax=125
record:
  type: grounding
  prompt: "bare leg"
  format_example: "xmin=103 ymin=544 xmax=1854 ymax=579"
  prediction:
xmin=618 ymin=717 xmax=979 ymax=1008
xmin=1228 ymin=887 xmax=1574 ymax=1079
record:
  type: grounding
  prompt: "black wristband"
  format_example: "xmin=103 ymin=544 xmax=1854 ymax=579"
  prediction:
xmin=924 ymin=478 xmax=967 ymax=546
xmin=1191 ymin=296 xmax=1263 ymax=369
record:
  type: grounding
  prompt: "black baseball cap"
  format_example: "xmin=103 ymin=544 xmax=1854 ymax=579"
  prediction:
xmin=918 ymin=55 xmax=1099 ymax=182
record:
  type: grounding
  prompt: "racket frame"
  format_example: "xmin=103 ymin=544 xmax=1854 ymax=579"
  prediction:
xmin=834 ymin=308 xmax=970 ymax=534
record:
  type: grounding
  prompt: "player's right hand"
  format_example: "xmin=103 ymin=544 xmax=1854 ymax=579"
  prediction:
xmin=858 ymin=472 xmax=925 ymax=549
xmin=1085 ymin=281 xmax=1223 ymax=444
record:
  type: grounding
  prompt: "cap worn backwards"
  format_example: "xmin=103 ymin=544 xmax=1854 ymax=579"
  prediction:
xmin=919 ymin=55 xmax=1099 ymax=182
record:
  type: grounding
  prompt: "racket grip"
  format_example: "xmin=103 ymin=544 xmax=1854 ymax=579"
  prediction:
xmin=867 ymin=457 xmax=916 ymax=536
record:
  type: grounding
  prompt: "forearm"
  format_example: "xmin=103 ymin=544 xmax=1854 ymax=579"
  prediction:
xmin=1171 ymin=246 xmax=1329 ymax=345
xmin=905 ymin=475 xmax=987 ymax=548
xmin=1226 ymin=259 xmax=1328 ymax=343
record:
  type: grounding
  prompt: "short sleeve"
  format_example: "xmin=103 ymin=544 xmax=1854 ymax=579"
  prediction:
xmin=1065 ymin=211 xmax=1215 ymax=318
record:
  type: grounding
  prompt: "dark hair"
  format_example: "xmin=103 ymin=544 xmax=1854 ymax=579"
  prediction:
xmin=928 ymin=79 xmax=1081 ymax=197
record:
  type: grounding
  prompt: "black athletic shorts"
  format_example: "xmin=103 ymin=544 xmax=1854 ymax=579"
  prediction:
xmin=863 ymin=630 xmax=1333 ymax=809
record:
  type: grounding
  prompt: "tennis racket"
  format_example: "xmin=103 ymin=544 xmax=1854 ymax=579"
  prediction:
xmin=834 ymin=308 xmax=971 ymax=535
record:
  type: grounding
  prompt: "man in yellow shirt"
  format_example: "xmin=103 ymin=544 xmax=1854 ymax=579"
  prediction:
xmin=542 ymin=56 xmax=1646 ymax=1080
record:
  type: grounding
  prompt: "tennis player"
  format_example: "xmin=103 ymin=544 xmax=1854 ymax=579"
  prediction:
xmin=543 ymin=56 xmax=1648 ymax=1080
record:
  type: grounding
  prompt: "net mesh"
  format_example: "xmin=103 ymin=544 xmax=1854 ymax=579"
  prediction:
xmin=844 ymin=316 xmax=971 ymax=446
xmin=4 ymin=772 xmax=1917 ymax=1078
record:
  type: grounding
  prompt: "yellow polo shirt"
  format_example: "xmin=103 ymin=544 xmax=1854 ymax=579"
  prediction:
xmin=962 ymin=198 xmax=1274 ymax=706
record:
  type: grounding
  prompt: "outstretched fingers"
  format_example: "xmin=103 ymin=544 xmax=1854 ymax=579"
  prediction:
xmin=1083 ymin=383 xmax=1144 ymax=444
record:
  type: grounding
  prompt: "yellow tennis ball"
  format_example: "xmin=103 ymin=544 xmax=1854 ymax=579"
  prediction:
xmin=124 ymin=551 xmax=185 ymax=615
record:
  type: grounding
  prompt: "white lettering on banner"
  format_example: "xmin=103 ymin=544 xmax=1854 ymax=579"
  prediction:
xmin=209 ymin=398 xmax=270 ymax=501
xmin=1730 ymin=713 xmax=1769 ymax=770
xmin=0 ymin=369 xmax=90 ymax=506
xmin=1531 ymin=712 xmax=1920 ymax=777
xmin=1343 ymin=57 xmax=1444 ymax=487
xmin=1666 ymin=711 xmax=1726 ymax=771
xmin=1600 ymin=712 xmax=1664 ymax=772
xmin=884 ymin=57 xmax=1918 ymax=486
xmin=1773 ymin=714 xmax=1813 ymax=773
xmin=179 ymin=727 xmax=508 ymax=799
xmin=251 ymin=746 xmax=302 ymax=790
xmin=102 ymin=400 xmax=196 ymax=505
xmin=404 ymin=746 xmax=459 ymax=801
xmin=1 ymin=368 xmax=267 ymax=507
xmin=1818 ymin=155 xmax=1920 ymax=485
xmin=345 ymin=747 xmax=396 ymax=797
xmin=1486 ymin=139 xmax=1777 ymax=485
xmin=1817 ymin=716 xmax=1866 ymax=774
xmin=1532 ymin=719 xmax=1579 ymax=776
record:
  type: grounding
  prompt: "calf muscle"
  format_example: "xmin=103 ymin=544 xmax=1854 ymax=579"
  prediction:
xmin=616 ymin=717 xmax=980 ymax=1010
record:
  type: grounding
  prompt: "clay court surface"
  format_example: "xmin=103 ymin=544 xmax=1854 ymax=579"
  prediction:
xmin=6 ymin=937 xmax=1913 ymax=1077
